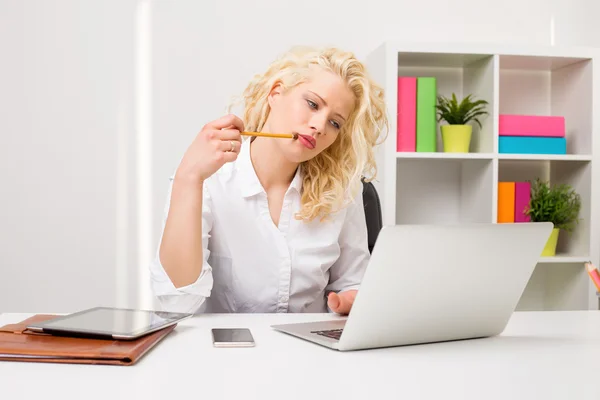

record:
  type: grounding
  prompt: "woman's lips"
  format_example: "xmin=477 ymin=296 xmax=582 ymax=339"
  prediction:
xmin=297 ymin=134 xmax=316 ymax=149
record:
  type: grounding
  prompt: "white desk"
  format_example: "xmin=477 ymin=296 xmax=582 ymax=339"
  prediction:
xmin=1 ymin=311 xmax=598 ymax=399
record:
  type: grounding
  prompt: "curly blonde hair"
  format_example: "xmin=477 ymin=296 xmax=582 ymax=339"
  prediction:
xmin=231 ymin=46 xmax=388 ymax=221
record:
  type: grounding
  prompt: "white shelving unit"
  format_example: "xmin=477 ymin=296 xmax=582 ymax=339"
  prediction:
xmin=365 ymin=42 xmax=600 ymax=311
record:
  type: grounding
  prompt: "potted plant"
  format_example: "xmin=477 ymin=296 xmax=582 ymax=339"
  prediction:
xmin=524 ymin=178 xmax=582 ymax=256
xmin=435 ymin=93 xmax=488 ymax=153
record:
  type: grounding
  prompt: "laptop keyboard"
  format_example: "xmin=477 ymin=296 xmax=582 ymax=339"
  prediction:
xmin=311 ymin=328 xmax=343 ymax=340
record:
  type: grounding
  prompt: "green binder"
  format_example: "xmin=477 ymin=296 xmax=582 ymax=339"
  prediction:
xmin=416 ymin=77 xmax=437 ymax=152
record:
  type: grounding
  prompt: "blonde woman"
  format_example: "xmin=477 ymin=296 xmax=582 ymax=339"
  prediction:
xmin=150 ymin=46 xmax=388 ymax=315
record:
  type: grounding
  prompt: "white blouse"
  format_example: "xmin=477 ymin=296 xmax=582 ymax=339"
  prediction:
xmin=149 ymin=138 xmax=370 ymax=314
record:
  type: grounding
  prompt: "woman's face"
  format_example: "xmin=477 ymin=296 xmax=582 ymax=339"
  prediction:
xmin=265 ymin=67 xmax=356 ymax=163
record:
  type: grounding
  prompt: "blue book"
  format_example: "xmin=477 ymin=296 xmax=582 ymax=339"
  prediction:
xmin=499 ymin=136 xmax=567 ymax=154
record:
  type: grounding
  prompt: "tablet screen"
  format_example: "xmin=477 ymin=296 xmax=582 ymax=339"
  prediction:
xmin=36 ymin=307 xmax=190 ymax=336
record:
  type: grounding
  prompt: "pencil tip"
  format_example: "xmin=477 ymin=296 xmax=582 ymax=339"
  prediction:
xmin=586 ymin=262 xmax=594 ymax=270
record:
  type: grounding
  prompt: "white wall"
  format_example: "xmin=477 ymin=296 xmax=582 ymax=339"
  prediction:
xmin=1 ymin=0 xmax=599 ymax=313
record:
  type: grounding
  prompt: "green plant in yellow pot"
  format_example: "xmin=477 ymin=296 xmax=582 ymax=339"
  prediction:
xmin=436 ymin=93 xmax=488 ymax=153
xmin=524 ymin=178 xmax=582 ymax=256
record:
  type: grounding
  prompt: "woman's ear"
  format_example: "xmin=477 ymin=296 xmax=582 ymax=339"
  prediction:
xmin=267 ymin=83 xmax=283 ymax=108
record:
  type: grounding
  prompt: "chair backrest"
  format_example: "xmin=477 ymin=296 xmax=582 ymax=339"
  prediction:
xmin=362 ymin=179 xmax=383 ymax=254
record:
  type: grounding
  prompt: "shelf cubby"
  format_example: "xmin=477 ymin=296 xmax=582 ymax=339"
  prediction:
xmin=498 ymin=54 xmax=593 ymax=156
xmin=396 ymin=158 xmax=493 ymax=225
xmin=517 ymin=262 xmax=591 ymax=311
xmin=397 ymin=52 xmax=496 ymax=153
xmin=498 ymin=159 xmax=592 ymax=258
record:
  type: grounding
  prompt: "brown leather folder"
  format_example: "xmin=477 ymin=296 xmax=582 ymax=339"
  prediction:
xmin=0 ymin=314 xmax=176 ymax=366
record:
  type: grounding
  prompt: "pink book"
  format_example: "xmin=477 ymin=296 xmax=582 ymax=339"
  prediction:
xmin=397 ymin=77 xmax=416 ymax=151
xmin=499 ymin=114 xmax=565 ymax=137
xmin=514 ymin=181 xmax=531 ymax=222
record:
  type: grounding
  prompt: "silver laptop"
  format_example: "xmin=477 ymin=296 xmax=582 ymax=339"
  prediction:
xmin=271 ymin=222 xmax=554 ymax=351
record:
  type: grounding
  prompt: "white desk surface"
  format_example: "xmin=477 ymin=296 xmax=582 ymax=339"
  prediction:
xmin=0 ymin=311 xmax=598 ymax=399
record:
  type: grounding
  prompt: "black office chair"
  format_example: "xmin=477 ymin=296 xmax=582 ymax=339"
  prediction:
xmin=361 ymin=178 xmax=383 ymax=254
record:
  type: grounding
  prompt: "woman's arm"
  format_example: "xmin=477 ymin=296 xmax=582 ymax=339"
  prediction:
xmin=160 ymin=174 xmax=208 ymax=288
xmin=149 ymin=114 xmax=244 ymax=312
xmin=149 ymin=175 xmax=214 ymax=313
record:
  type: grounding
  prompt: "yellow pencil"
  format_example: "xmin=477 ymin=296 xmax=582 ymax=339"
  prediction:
xmin=241 ymin=131 xmax=297 ymax=139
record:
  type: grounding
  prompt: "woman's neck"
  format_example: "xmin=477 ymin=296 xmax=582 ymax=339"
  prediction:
xmin=249 ymin=137 xmax=299 ymax=192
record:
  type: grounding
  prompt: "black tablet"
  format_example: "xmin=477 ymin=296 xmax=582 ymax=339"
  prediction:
xmin=26 ymin=307 xmax=193 ymax=340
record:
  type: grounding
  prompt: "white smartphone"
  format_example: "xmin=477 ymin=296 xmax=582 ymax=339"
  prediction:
xmin=211 ymin=328 xmax=255 ymax=347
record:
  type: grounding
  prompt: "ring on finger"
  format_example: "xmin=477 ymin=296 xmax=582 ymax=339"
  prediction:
xmin=229 ymin=140 xmax=235 ymax=152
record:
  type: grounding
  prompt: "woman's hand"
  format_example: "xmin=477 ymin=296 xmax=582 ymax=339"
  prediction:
xmin=327 ymin=290 xmax=357 ymax=315
xmin=176 ymin=114 xmax=244 ymax=184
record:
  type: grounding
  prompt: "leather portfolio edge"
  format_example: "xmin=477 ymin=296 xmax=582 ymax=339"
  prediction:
xmin=0 ymin=314 xmax=177 ymax=366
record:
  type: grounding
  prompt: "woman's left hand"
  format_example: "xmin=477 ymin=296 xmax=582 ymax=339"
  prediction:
xmin=327 ymin=290 xmax=357 ymax=315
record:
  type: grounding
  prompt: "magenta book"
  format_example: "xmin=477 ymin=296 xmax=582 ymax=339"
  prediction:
xmin=514 ymin=181 xmax=531 ymax=222
xmin=499 ymin=114 xmax=565 ymax=137
xmin=397 ymin=77 xmax=416 ymax=152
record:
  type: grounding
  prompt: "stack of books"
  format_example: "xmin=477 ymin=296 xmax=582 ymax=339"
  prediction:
xmin=499 ymin=114 xmax=566 ymax=154
xmin=396 ymin=76 xmax=437 ymax=152
xmin=497 ymin=181 xmax=531 ymax=223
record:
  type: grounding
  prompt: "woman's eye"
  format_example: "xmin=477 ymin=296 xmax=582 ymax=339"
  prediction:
xmin=306 ymin=98 xmax=340 ymax=129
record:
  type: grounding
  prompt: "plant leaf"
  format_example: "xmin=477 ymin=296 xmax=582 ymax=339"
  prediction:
xmin=524 ymin=178 xmax=581 ymax=233
xmin=436 ymin=92 xmax=489 ymax=126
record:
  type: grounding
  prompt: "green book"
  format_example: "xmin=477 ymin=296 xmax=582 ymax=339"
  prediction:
xmin=416 ymin=77 xmax=437 ymax=152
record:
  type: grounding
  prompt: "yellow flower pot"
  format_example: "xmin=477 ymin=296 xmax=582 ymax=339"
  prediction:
xmin=441 ymin=124 xmax=472 ymax=153
xmin=541 ymin=228 xmax=560 ymax=256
